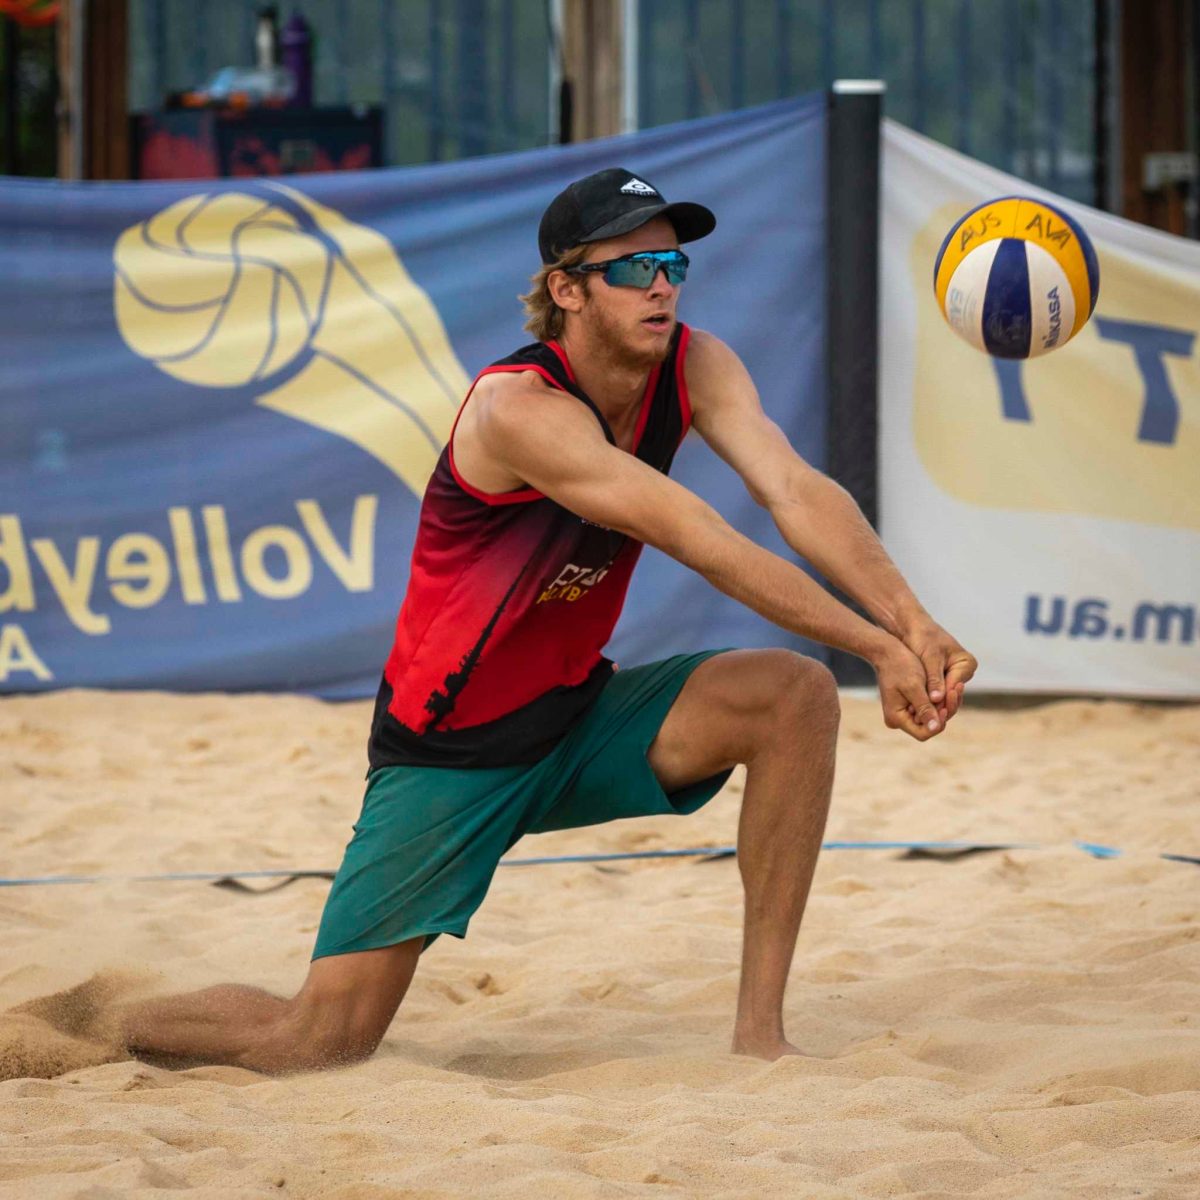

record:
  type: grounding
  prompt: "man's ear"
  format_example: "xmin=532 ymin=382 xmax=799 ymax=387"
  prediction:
xmin=547 ymin=269 xmax=588 ymax=314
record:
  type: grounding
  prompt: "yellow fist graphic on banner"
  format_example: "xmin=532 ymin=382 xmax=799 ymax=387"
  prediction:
xmin=113 ymin=185 xmax=467 ymax=497
xmin=911 ymin=203 xmax=1199 ymax=530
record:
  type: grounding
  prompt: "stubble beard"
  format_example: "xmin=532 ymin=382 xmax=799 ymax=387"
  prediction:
xmin=587 ymin=297 xmax=674 ymax=372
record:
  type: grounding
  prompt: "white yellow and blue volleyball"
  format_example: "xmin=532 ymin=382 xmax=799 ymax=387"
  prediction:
xmin=933 ymin=196 xmax=1100 ymax=359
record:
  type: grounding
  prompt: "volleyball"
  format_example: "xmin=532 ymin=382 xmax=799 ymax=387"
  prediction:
xmin=933 ymin=196 xmax=1100 ymax=359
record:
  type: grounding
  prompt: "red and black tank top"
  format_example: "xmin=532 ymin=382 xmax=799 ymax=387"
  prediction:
xmin=367 ymin=322 xmax=693 ymax=770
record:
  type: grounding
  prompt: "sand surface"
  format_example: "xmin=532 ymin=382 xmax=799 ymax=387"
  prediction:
xmin=1 ymin=688 xmax=1198 ymax=1198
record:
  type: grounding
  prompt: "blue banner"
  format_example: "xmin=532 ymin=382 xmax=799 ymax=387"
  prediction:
xmin=0 ymin=95 xmax=827 ymax=697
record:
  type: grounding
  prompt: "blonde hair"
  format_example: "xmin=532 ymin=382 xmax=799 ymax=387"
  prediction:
xmin=520 ymin=244 xmax=591 ymax=341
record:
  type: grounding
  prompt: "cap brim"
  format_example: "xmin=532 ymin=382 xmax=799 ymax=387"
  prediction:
xmin=581 ymin=200 xmax=716 ymax=247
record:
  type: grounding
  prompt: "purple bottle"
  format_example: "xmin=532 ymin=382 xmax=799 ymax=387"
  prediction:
xmin=281 ymin=12 xmax=313 ymax=107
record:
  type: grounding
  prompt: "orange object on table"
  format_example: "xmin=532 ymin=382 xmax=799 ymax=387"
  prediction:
xmin=0 ymin=0 xmax=61 ymax=27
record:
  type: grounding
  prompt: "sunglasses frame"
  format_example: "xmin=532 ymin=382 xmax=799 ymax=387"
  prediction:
xmin=565 ymin=249 xmax=690 ymax=288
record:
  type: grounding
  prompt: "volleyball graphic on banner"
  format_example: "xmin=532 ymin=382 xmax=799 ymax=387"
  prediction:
xmin=114 ymin=192 xmax=329 ymax=388
xmin=113 ymin=183 xmax=471 ymax=498
xmin=933 ymin=196 xmax=1100 ymax=359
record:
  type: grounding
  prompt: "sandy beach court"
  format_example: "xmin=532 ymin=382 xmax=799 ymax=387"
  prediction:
xmin=1 ymin=688 xmax=1198 ymax=1198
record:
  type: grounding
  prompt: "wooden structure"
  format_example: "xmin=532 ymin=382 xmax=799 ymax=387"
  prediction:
xmin=56 ymin=0 xmax=127 ymax=179
xmin=559 ymin=0 xmax=625 ymax=142
xmin=1111 ymin=0 xmax=1196 ymax=236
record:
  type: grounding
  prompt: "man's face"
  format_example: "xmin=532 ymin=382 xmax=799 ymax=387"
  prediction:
xmin=575 ymin=217 xmax=682 ymax=367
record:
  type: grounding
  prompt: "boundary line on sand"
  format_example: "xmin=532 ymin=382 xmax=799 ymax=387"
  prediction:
xmin=0 ymin=840 xmax=1196 ymax=890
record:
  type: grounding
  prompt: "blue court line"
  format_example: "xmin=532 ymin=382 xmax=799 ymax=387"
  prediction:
xmin=1073 ymin=841 xmax=1200 ymax=865
xmin=0 ymin=840 xmax=1195 ymax=888
xmin=1076 ymin=840 xmax=1123 ymax=859
xmin=0 ymin=869 xmax=337 ymax=888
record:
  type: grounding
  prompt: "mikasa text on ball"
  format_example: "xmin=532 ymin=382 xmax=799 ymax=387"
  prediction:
xmin=933 ymin=196 xmax=1100 ymax=359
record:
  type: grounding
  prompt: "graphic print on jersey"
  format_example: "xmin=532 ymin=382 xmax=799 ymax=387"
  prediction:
xmin=537 ymin=557 xmax=616 ymax=606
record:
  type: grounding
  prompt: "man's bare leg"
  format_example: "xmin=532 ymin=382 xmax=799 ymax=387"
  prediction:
xmin=115 ymin=937 xmax=423 ymax=1074
xmin=647 ymin=649 xmax=839 ymax=1060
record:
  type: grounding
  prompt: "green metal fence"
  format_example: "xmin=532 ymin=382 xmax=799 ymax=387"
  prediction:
xmin=637 ymin=0 xmax=1098 ymax=204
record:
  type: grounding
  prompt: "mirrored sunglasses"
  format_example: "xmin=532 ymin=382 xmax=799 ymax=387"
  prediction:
xmin=568 ymin=249 xmax=689 ymax=288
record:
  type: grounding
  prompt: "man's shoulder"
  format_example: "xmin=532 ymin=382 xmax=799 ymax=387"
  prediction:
xmin=683 ymin=325 xmax=719 ymax=353
xmin=683 ymin=327 xmax=742 ymax=371
xmin=682 ymin=328 xmax=750 ymax=409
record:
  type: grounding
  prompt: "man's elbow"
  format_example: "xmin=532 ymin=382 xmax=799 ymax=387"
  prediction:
xmin=747 ymin=454 xmax=828 ymax=510
xmin=765 ymin=467 xmax=847 ymax=518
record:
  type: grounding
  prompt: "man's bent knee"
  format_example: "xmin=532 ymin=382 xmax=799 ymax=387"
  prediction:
xmin=244 ymin=997 xmax=387 ymax=1073
xmin=760 ymin=651 xmax=839 ymax=718
xmin=243 ymin=944 xmax=420 ymax=1074
xmin=757 ymin=652 xmax=840 ymax=750
xmin=790 ymin=654 xmax=840 ymax=715
xmin=291 ymin=1018 xmax=383 ymax=1070
xmin=650 ymin=649 xmax=841 ymax=784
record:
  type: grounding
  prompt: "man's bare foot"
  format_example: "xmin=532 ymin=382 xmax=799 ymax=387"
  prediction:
xmin=730 ymin=1035 xmax=804 ymax=1061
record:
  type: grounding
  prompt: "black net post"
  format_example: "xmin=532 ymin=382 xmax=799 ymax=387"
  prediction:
xmin=825 ymin=80 xmax=884 ymax=686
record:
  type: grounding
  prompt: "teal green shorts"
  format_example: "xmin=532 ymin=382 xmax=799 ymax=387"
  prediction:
xmin=312 ymin=650 xmax=731 ymax=960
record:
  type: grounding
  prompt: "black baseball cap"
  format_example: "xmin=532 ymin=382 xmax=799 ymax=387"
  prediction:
xmin=538 ymin=167 xmax=716 ymax=264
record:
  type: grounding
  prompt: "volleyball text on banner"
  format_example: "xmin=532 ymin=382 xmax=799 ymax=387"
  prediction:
xmin=0 ymin=96 xmax=827 ymax=696
xmin=881 ymin=121 xmax=1199 ymax=698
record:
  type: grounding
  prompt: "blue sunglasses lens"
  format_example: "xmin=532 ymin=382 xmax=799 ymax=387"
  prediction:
xmin=604 ymin=251 xmax=688 ymax=287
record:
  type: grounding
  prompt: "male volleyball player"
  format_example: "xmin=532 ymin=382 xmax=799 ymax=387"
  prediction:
xmin=116 ymin=168 xmax=976 ymax=1070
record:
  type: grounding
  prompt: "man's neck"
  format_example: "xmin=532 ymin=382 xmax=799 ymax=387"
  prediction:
xmin=556 ymin=328 xmax=653 ymax=432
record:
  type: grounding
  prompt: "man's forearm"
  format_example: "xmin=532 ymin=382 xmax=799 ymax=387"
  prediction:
xmin=666 ymin=509 xmax=897 ymax=664
xmin=768 ymin=475 xmax=930 ymax=638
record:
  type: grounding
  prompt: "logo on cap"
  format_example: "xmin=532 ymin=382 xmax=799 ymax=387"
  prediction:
xmin=619 ymin=178 xmax=658 ymax=197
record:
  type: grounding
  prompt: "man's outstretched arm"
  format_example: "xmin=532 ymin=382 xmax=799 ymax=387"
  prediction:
xmin=684 ymin=330 xmax=978 ymax=719
xmin=473 ymin=377 xmax=946 ymax=740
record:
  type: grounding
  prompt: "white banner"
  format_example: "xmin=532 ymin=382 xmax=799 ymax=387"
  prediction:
xmin=881 ymin=121 xmax=1199 ymax=697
